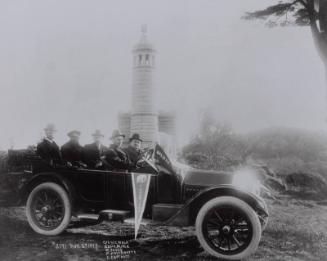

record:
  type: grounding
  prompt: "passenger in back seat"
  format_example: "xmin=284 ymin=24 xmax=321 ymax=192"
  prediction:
xmin=103 ymin=130 xmax=131 ymax=170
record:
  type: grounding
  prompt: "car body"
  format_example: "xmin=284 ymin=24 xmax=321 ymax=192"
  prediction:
xmin=6 ymin=144 xmax=268 ymax=260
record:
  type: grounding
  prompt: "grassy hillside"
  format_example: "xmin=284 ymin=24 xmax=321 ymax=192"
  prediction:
xmin=182 ymin=126 xmax=327 ymax=198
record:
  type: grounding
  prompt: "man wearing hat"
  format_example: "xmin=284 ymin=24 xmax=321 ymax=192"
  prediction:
xmin=123 ymin=133 xmax=143 ymax=168
xmin=61 ymin=130 xmax=85 ymax=167
xmin=103 ymin=130 xmax=130 ymax=170
xmin=83 ymin=130 xmax=107 ymax=169
xmin=36 ymin=123 xmax=62 ymax=165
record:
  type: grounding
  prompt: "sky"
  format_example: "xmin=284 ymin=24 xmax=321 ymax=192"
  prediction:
xmin=0 ymin=0 xmax=325 ymax=149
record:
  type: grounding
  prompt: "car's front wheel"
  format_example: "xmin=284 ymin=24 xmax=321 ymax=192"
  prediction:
xmin=26 ymin=182 xmax=72 ymax=235
xmin=195 ymin=196 xmax=261 ymax=260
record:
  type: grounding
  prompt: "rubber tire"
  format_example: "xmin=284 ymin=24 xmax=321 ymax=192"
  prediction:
xmin=26 ymin=182 xmax=72 ymax=236
xmin=195 ymin=196 xmax=261 ymax=260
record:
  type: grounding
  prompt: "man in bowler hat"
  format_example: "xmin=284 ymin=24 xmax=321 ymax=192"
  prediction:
xmin=61 ymin=130 xmax=86 ymax=167
xmin=83 ymin=129 xmax=107 ymax=169
xmin=36 ymin=123 xmax=61 ymax=166
xmin=123 ymin=133 xmax=143 ymax=168
xmin=103 ymin=130 xmax=130 ymax=170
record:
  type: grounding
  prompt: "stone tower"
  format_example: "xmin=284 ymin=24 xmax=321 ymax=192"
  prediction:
xmin=118 ymin=26 xmax=176 ymax=153
xmin=130 ymin=26 xmax=158 ymax=147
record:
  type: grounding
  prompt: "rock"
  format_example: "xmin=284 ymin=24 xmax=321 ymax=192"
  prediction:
xmin=251 ymin=164 xmax=286 ymax=192
xmin=284 ymin=172 xmax=327 ymax=199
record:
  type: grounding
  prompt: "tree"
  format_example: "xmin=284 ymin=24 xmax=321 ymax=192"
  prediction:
xmin=182 ymin=113 xmax=247 ymax=170
xmin=244 ymin=1 xmax=327 ymax=87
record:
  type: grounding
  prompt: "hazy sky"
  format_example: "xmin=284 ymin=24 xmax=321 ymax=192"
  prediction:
xmin=0 ymin=0 xmax=325 ymax=149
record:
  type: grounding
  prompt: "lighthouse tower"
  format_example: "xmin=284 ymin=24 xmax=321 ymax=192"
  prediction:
xmin=130 ymin=26 xmax=158 ymax=147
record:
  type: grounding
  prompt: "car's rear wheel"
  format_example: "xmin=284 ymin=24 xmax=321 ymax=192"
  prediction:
xmin=26 ymin=182 xmax=71 ymax=235
xmin=195 ymin=196 xmax=261 ymax=260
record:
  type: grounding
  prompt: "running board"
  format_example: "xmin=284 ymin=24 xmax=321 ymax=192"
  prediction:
xmin=124 ymin=218 xmax=151 ymax=226
xmin=77 ymin=213 xmax=100 ymax=221
xmin=99 ymin=209 xmax=131 ymax=222
xmin=77 ymin=210 xmax=133 ymax=223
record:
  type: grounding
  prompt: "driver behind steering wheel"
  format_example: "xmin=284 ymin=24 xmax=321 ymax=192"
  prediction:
xmin=123 ymin=133 xmax=145 ymax=169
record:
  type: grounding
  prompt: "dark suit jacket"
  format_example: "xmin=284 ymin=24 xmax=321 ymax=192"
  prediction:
xmin=61 ymin=140 xmax=83 ymax=165
xmin=123 ymin=146 xmax=142 ymax=167
xmin=36 ymin=139 xmax=61 ymax=165
xmin=83 ymin=142 xmax=106 ymax=168
xmin=104 ymin=145 xmax=131 ymax=170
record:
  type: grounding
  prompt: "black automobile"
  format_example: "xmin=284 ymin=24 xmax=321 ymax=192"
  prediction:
xmin=5 ymin=144 xmax=268 ymax=260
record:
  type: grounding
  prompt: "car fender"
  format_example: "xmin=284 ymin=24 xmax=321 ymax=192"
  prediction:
xmin=20 ymin=172 xmax=77 ymax=208
xmin=166 ymin=185 xmax=268 ymax=226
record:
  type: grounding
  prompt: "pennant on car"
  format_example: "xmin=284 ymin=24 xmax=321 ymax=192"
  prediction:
xmin=131 ymin=172 xmax=151 ymax=239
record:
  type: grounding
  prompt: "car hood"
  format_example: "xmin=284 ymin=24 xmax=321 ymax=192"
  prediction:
xmin=181 ymin=168 xmax=234 ymax=187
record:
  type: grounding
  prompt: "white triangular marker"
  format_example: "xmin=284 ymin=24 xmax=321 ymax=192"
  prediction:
xmin=131 ymin=172 xmax=151 ymax=239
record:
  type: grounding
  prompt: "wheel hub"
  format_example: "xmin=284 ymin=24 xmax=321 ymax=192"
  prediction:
xmin=41 ymin=205 xmax=51 ymax=213
xmin=222 ymin=225 xmax=231 ymax=234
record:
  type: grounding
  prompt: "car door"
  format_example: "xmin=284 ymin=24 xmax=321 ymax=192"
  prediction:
xmin=76 ymin=169 xmax=106 ymax=203
xmin=106 ymin=170 xmax=130 ymax=209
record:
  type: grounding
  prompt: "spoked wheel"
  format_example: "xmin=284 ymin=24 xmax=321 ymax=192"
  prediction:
xmin=26 ymin=182 xmax=71 ymax=235
xmin=196 ymin=196 xmax=261 ymax=260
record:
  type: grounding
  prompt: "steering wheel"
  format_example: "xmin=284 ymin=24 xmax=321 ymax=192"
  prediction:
xmin=136 ymin=158 xmax=146 ymax=168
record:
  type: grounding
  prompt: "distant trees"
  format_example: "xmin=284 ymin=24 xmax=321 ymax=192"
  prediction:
xmin=181 ymin=116 xmax=327 ymax=177
xmin=245 ymin=127 xmax=327 ymax=162
xmin=181 ymin=119 xmax=327 ymax=196
xmin=181 ymin=114 xmax=248 ymax=170
xmin=245 ymin=128 xmax=327 ymax=182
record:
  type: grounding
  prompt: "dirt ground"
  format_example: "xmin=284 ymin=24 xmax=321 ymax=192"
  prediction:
xmin=0 ymin=196 xmax=326 ymax=261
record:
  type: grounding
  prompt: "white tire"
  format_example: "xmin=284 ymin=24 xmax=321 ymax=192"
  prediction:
xmin=26 ymin=182 xmax=71 ymax=236
xmin=195 ymin=196 xmax=261 ymax=260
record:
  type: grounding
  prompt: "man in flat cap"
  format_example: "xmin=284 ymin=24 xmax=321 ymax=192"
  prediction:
xmin=61 ymin=130 xmax=86 ymax=167
xmin=36 ymin=123 xmax=62 ymax=166
xmin=103 ymin=130 xmax=130 ymax=170
xmin=83 ymin=129 xmax=107 ymax=169
xmin=123 ymin=133 xmax=144 ymax=168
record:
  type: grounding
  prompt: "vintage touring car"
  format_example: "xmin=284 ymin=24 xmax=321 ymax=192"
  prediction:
xmin=5 ymin=144 xmax=268 ymax=260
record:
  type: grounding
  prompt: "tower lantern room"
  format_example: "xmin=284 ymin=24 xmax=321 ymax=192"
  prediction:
xmin=133 ymin=25 xmax=155 ymax=68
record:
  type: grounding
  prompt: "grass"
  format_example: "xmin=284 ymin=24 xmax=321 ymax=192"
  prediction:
xmin=0 ymin=196 xmax=326 ymax=260
xmin=248 ymin=196 xmax=327 ymax=261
